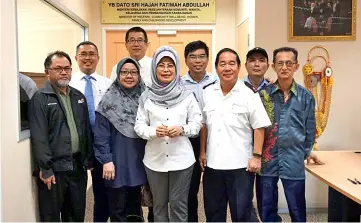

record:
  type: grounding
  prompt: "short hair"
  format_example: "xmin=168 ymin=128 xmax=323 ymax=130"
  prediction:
xmin=273 ymin=47 xmax=298 ymax=63
xmin=76 ymin=41 xmax=99 ymax=54
xmin=215 ymin=48 xmax=241 ymax=67
xmin=44 ymin=51 xmax=72 ymax=69
xmin=125 ymin=27 xmax=148 ymax=43
xmin=184 ymin=40 xmax=209 ymax=58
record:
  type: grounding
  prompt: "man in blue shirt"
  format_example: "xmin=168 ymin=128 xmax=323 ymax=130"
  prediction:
xmin=181 ymin=40 xmax=216 ymax=222
xmin=256 ymin=47 xmax=320 ymax=222
xmin=245 ymin=47 xmax=324 ymax=222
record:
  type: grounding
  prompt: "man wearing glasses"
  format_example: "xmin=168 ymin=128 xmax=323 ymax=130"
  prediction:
xmin=110 ymin=27 xmax=152 ymax=87
xmin=256 ymin=47 xmax=317 ymax=222
xmin=180 ymin=40 xmax=217 ymax=222
xmin=29 ymin=51 xmax=93 ymax=221
xmin=69 ymin=41 xmax=112 ymax=222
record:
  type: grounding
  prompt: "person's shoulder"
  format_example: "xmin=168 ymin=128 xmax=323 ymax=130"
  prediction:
xmin=202 ymin=79 xmax=217 ymax=90
xmin=181 ymin=73 xmax=189 ymax=81
xmin=69 ymin=72 xmax=83 ymax=83
xmin=96 ymin=73 xmax=113 ymax=83
xmin=206 ymin=72 xmax=218 ymax=81
xmin=69 ymin=86 xmax=84 ymax=97
xmin=295 ymin=82 xmax=314 ymax=99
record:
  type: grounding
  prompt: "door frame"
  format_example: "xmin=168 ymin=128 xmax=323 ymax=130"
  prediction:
xmin=102 ymin=25 xmax=216 ymax=76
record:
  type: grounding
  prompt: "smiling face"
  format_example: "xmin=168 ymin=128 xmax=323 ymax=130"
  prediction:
xmin=118 ymin=62 xmax=139 ymax=89
xmin=216 ymin=51 xmax=240 ymax=85
xmin=185 ymin=48 xmax=209 ymax=75
xmin=75 ymin=44 xmax=99 ymax=75
xmin=156 ymin=57 xmax=176 ymax=84
xmin=125 ymin=31 xmax=149 ymax=61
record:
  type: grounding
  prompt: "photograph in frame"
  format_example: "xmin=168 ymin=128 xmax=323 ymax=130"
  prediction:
xmin=288 ymin=0 xmax=356 ymax=41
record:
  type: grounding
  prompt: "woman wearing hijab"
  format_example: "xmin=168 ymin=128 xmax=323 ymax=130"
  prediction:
xmin=94 ymin=57 xmax=146 ymax=222
xmin=134 ymin=46 xmax=203 ymax=222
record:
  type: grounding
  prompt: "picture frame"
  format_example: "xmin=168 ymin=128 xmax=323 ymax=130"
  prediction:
xmin=288 ymin=0 xmax=356 ymax=41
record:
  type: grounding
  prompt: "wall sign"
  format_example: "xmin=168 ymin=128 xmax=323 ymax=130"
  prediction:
xmin=101 ymin=0 xmax=216 ymax=24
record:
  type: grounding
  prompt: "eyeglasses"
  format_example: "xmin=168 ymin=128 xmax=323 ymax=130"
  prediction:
xmin=157 ymin=63 xmax=175 ymax=70
xmin=274 ymin=61 xmax=296 ymax=68
xmin=47 ymin=67 xmax=72 ymax=73
xmin=126 ymin=39 xmax=147 ymax=45
xmin=77 ymin=53 xmax=98 ymax=59
xmin=188 ymin=54 xmax=207 ymax=61
xmin=120 ymin=70 xmax=138 ymax=76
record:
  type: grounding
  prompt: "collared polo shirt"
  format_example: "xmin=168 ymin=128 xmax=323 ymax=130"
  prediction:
xmin=202 ymin=80 xmax=271 ymax=170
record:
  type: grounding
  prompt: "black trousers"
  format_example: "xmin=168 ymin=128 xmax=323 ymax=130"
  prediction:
xmin=188 ymin=137 xmax=202 ymax=222
xmin=108 ymin=186 xmax=142 ymax=222
xmin=91 ymin=159 xmax=110 ymax=222
xmin=203 ymin=167 xmax=255 ymax=222
xmin=37 ymin=156 xmax=87 ymax=222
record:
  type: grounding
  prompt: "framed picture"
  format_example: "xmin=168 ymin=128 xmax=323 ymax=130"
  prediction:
xmin=288 ymin=0 xmax=356 ymax=41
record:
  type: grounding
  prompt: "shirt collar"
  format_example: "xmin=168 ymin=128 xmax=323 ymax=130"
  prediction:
xmin=81 ymin=71 xmax=98 ymax=81
xmin=214 ymin=80 xmax=241 ymax=92
xmin=244 ymin=75 xmax=268 ymax=91
xmin=271 ymin=80 xmax=298 ymax=96
xmin=183 ymin=71 xmax=210 ymax=83
xmin=52 ymin=83 xmax=70 ymax=95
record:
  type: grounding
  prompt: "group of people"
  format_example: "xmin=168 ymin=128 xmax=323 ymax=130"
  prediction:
xmin=28 ymin=26 xmax=324 ymax=222
xmin=295 ymin=0 xmax=342 ymax=35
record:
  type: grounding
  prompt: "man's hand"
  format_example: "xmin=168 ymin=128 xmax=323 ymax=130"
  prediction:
xmin=103 ymin=162 xmax=115 ymax=180
xmin=167 ymin=126 xmax=183 ymax=138
xmin=247 ymin=156 xmax=261 ymax=173
xmin=39 ymin=171 xmax=56 ymax=190
xmin=307 ymin=151 xmax=325 ymax=165
xmin=156 ymin=125 xmax=169 ymax=137
xmin=199 ymin=152 xmax=207 ymax=172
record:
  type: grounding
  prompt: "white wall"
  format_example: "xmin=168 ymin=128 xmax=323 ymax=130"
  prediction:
xmin=255 ymin=0 xmax=361 ymax=211
xmin=17 ymin=0 xmax=84 ymax=73
xmin=1 ymin=0 xmax=38 ymax=221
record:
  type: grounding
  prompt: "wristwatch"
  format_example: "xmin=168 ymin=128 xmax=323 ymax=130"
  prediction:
xmin=181 ymin=126 xmax=185 ymax=136
xmin=253 ymin=153 xmax=262 ymax=159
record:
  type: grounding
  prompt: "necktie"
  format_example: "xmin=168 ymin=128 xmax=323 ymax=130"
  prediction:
xmin=84 ymin=76 xmax=95 ymax=128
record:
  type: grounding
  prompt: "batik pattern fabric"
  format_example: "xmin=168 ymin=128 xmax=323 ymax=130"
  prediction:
xmin=259 ymin=81 xmax=316 ymax=180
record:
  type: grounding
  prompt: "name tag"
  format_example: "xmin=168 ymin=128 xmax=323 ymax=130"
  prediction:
xmin=47 ymin=102 xmax=57 ymax=106
xmin=78 ymin=98 xmax=85 ymax=104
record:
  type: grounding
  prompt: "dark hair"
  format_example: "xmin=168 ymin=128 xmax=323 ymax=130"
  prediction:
xmin=44 ymin=51 xmax=72 ymax=69
xmin=125 ymin=27 xmax=148 ymax=43
xmin=184 ymin=40 xmax=209 ymax=58
xmin=215 ymin=48 xmax=241 ymax=67
xmin=76 ymin=41 xmax=99 ymax=54
xmin=272 ymin=47 xmax=298 ymax=63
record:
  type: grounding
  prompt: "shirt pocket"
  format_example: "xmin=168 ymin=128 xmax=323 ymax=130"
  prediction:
xmin=226 ymin=103 xmax=248 ymax=129
xmin=203 ymin=105 xmax=216 ymax=125
xmin=290 ymin=106 xmax=305 ymax=129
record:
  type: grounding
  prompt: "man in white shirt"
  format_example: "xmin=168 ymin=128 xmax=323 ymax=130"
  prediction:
xmin=180 ymin=40 xmax=216 ymax=222
xmin=69 ymin=41 xmax=112 ymax=222
xmin=110 ymin=27 xmax=152 ymax=87
xmin=200 ymin=48 xmax=271 ymax=222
